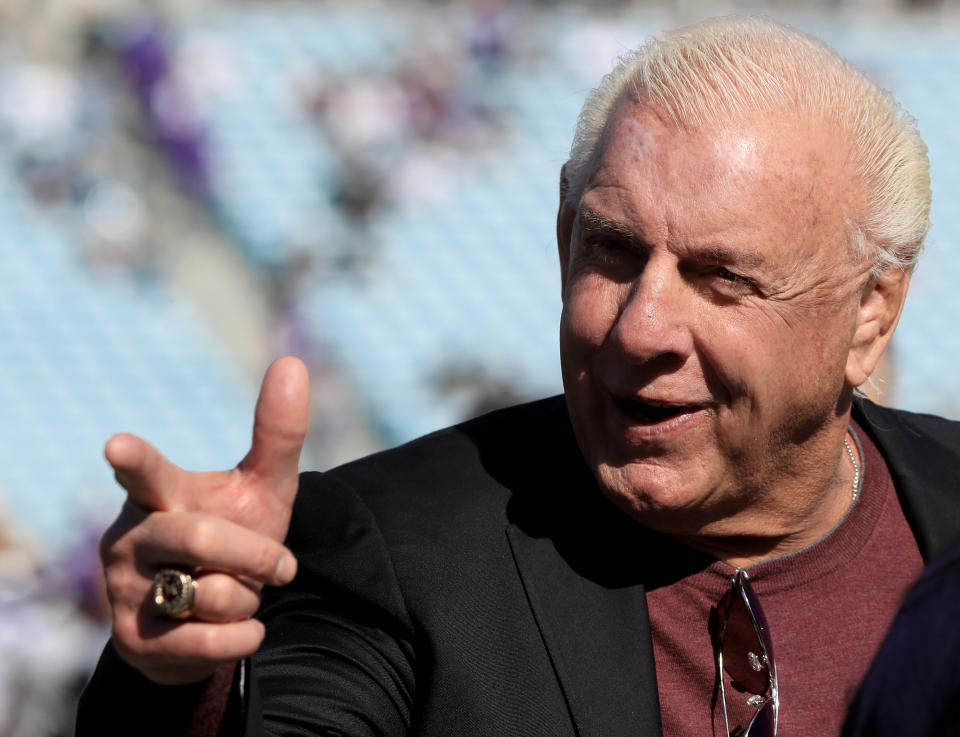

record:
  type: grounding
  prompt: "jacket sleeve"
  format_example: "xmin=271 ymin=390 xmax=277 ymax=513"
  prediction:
xmin=244 ymin=472 xmax=417 ymax=736
xmin=77 ymin=472 xmax=418 ymax=737
xmin=76 ymin=644 xmax=241 ymax=736
xmin=842 ymin=539 xmax=960 ymax=737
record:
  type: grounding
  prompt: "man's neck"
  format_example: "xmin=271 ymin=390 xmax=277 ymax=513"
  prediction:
xmin=674 ymin=426 xmax=862 ymax=569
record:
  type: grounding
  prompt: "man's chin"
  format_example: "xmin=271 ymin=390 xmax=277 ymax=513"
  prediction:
xmin=594 ymin=462 xmax=709 ymax=525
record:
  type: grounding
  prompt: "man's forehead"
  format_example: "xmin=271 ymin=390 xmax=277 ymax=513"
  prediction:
xmin=586 ymin=101 xmax=855 ymax=231
xmin=598 ymin=101 xmax=828 ymax=181
xmin=576 ymin=101 xmax=860 ymax=265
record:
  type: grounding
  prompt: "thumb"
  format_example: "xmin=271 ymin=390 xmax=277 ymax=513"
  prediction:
xmin=239 ymin=356 xmax=310 ymax=498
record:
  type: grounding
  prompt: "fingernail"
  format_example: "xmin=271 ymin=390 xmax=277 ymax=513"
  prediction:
xmin=275 ymin=554 xmax=297 ymax=584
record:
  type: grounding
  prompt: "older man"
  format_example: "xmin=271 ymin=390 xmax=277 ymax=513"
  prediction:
xmin=78 ymin=16 xmax=959 ymax=737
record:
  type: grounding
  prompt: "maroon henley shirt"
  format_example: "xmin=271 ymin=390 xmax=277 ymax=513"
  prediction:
xmin=647 ymin=422 xmax=923 ymax=736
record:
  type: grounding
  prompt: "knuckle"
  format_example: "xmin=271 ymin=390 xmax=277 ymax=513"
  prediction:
xmin=101 ymin=558 xmax=122 ymax=588
xmin=237 ymin=585 xmax=262 ymax=619
xmin=192 ymin=626 xmax=223 ymax=660
xmin=98 ymin=528 xmax=120 ymax=564
xmin=203 ymin=577 xmax=232 ymax=615
xmin=99 ymin=506 xmax=144 ymax=565
xmin=112 ymin=615 xmax=141 ymax=651
xmin=129 ymin=510 xmax=172 ymax=553
xmin=229 ymin=486 xmax=260 ymax=522
xmin=250 ymin=542 xmax=278 ymax=579
xmin=180 ymin=516 xmax=218 ymax=561
xmin=233 ymin=620 xmax=265 ymax=656
xmin=103 ymin=565 xmax=138 ymax=603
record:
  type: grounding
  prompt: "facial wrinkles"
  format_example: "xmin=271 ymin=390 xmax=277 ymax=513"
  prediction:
xmin=764 ymin=232 xmax=865 ymax=323
xmin=557 ymin=101 xmax=884 ymax=554
xmin=736 ymin=148 xmax=861 ymax=318
xmin=593 ymin=110 xmax=855 ymax=338
xmin=568 ymin=272 xmax=621 ymax=347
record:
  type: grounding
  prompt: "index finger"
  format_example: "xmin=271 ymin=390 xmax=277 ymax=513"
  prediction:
xmin=105 ymin=432 xmax=181 ymax=511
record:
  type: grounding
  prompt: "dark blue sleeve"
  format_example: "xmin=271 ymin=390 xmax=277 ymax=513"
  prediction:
xmin=842 ymin=539 xmax=960 ymax=736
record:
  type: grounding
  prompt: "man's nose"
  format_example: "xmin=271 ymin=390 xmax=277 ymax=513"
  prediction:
xmin=610 ymin=262 xmax=694 ymax=366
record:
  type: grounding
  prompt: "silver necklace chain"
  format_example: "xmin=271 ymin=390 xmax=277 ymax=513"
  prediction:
xmin=843 ymin=435 xmax=861 ymax=502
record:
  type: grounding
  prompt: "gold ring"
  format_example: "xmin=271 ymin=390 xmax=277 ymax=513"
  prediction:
xmin=151 ymin=568 xmax=198 ymax=619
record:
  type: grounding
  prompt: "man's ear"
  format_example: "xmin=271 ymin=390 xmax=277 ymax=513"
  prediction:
xmin=845 ymin=267 xmax=910 ymax=389
xmin=557 ymin=164 xmax=577 ymax=295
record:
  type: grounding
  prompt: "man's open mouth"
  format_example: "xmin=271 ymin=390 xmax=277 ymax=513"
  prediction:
xmin=617 ymin=397 xmax=696 ymax=424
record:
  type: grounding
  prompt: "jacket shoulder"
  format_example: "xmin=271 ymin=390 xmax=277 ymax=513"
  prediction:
xmin=293 ymin=395 xmax=581 ymax=543
xmin=854 ymin=398 xmax=960 ymax=559
xmin=318 ymin=395 xmax=572 ymax=501
xmin=855 ymin=399 xmax=960 ymax=448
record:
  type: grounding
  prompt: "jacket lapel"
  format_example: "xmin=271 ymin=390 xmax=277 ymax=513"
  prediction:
xmin=855 ymin=399 xmax=960 ymax=560
xmin=496 ymin=397 xmax=695 ymax=737
xmin=506 ymin=521 xmax=663 ymax=737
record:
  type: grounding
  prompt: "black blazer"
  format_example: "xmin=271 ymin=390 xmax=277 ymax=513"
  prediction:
xmin=78 ymin=397 xmax=960 ymax=737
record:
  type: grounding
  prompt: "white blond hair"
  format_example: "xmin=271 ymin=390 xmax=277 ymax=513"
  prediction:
xmin=566 ymin=16 xmax=930 ymax=274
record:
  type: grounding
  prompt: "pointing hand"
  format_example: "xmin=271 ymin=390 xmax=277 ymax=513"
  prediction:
xmin=99 ymin=357 xmax=310 ymax=684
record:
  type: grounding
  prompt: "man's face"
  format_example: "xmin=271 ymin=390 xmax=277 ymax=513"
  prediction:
xmin=558 ymin=103 xmax=870 ymax=539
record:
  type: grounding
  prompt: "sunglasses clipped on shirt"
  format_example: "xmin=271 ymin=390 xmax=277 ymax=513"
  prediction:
xmin=715 ymin=569 xmax=779 ymax=737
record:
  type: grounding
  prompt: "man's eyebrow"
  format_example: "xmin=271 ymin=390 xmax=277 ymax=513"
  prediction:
xmin=577 ymin=209 xmax=766 ymax=268
xmin=701 ymin=245 xmax=766 ymax=269
xmin=577 ymin=208 xmax=637 ymax=241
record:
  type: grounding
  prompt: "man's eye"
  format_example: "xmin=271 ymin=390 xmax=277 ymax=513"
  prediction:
xmin=574 ymin=237 xmax=643 ymax=282
xmin=584 ymin=237 xmax=619 ymax=253
xmin=715 ymin=267 xmax=752 ymax=287
xmin=582 ymin=237 xmax=628 ymax=264
xmin=707 ymin=266 xmax=760 ymax=299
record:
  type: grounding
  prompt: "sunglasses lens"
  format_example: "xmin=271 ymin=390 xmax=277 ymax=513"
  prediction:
xmin=717 ymin=586 xmax=771 ymax=694
xmin=744 ymin=693 xmax=777 ymax=737
xmin=716 ymin=571 xmax=778 ymax=737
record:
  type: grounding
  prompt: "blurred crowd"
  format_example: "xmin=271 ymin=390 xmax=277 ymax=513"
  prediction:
xmin=285 ymin=1 xmax=515 ymax=276
xmin=0 ymin=11 xmax=161 ymax=737
xmin=0 ymin=506 xmax=108 ymax=736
